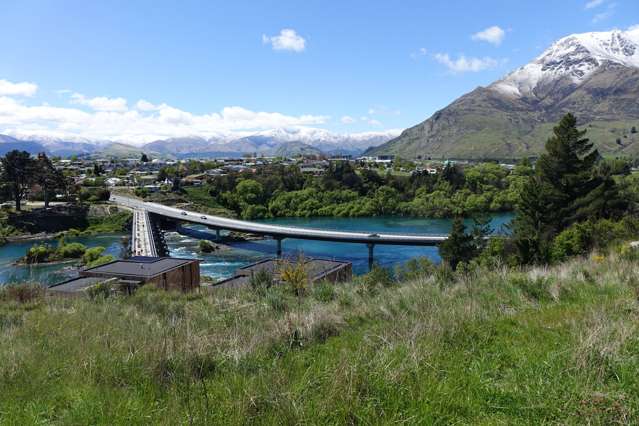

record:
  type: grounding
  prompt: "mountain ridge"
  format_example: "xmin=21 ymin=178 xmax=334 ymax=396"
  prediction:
xmin=368 ymin=27 xmax=639 ymax=159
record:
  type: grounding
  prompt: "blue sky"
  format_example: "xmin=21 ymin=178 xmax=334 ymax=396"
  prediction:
xmin=0 ymin=0 xmax=637 ymax=143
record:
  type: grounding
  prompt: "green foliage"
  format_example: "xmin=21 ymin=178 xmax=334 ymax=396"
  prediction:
xmin=312 ymin=281 xmax=336 ymax=302
xmin=82 ymin=246 xmax=105 ymax=264
xmin=55 ymin=242 xmax=87 ymax=259
xmin=249 ymin=268 xmax=274 ymax=294
xmin=84 ymin=211 xmax=132 ymax=234
xmin=1 ymin=150 xmax=35 ymax=211
xmin=279 ymin=259 xmax=309 ymax=296
xmin=395 ymin=257 xmax=436 ymax=281
xmin=199 ymin=240 xmax=216 ymax=253
xmin=187 ymin=159 xmax=526 ymax=220
xmin=439 ymin=217 xmax=480 ymax=270
xmin=85 ymin=255 xmax=115 ymax=268
xmin=550 ymin=217 xmax=639 ymax=263
xmin=513 ymin=114 xmax=627 ymax=264
xmin=357 ymin=265 xmax=394 ymax=295
xmin=134 ymin=187 xmax=149 ymax=198
xmin=25 ymin=244 xmax=55 ymax=264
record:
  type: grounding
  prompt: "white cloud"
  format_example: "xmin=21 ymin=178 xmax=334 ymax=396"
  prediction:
xmin=471 ymin=26 xmax=506 ymax=45
xmin=0 ymin=79 xmax=38 ymax=97
xmin=341 ymin=115 xmax=356 ymax=124
xmin=70 ymin=93 xmax=128 ymax=112
xmin=262 ymin=29 xmax=306 ymax=52
xmin=434 ymin=53 xmax=501 ymax=73
xmin=585 ymin=0 xmax=605 ymax=9
xmin=0 ymin=84 xmax=330 ymax=144
xmin=135 ymin=99 xmax=162 ymax=111
xmin=410 ymin=47 xmax=428 ymax=59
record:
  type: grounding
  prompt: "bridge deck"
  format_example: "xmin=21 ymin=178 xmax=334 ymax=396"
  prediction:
xmin=112 ymin=195 xmax=447 ymax=246
xmin=131 ymin=209 xmax=158 ymax=257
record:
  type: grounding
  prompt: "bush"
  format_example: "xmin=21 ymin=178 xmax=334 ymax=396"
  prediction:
xmin=86 ymin=255 xmax=115 ymax=268
xmin=357 ymin=265 xmax=394 ymax=295
xmin=265 ymin=290 xmax=288 ymax=312
xmin=199 ymin=240 xmax=216 ymax=253
xmin=25 ymin=244 xmax=55 ymax=264
xmin=82 ymin=246 xmax=105 ymax=264
xmin=249 ymin=268 xmax=274 ymax=294
xmin=134 ymin=187 xmax=149 ymax=198
xmin=395 ymin=257 xmax=436 ymax=281
xmin=312 ymin=281 xmax=336 ymax=302
xmin=55 ymin=242 xmax=87 ymax=259
xmin=0 ymin=283 xmax=45 ymax=303
xmin=279 ymin=259 xmax=308 ymax=297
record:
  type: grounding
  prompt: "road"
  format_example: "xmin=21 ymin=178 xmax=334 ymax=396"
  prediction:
xmin=110 ymin=195 xmax=448 ymax=246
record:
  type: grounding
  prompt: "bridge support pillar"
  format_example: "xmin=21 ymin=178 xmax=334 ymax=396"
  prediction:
xmin=215 ymin=229 xmax=220 ymax=241
xmin=276 ymin=238 xmax=283 ymax=258
xmin=367 ymin=243 xmax=375 ymax=271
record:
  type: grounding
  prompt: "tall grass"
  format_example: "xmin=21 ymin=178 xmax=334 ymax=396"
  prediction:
xmin=1 ymin=248 xmax=639 ymax=424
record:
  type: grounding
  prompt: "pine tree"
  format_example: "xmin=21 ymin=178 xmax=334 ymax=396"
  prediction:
xmin=35 ymin=153 xmax=66 ymax=208
xmin=440 ymin=217 xmax=475 ymax=270
xmin=513 ymin=113 xmax=626 ymax=263
xmin=0 ymin=150 xmax=35 ymax=211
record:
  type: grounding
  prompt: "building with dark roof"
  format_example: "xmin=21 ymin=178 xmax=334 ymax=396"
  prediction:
xmin=50 ymin=256 xmax=200 ymax=296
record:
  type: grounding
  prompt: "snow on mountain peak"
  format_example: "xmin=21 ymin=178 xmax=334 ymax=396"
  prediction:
xmin=491 ymin=28 xmax=639 ymax=98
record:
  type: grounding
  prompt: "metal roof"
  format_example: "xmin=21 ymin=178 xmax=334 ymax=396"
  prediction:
xmin=83 ymin=257 xmax=197 ymax=279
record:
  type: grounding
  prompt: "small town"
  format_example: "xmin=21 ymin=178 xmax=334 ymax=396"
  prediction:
xmin=2 ymin=0 xmax=639 ymax=424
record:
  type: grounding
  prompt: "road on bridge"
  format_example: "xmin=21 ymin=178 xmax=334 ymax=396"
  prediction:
xmin=111 ymin=194 xmax=448 ymax=268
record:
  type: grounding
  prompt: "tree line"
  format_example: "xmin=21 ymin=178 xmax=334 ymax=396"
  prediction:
xmin=440 ymin=113 xmax=632 ymax=268
xmin=0 ymin=150 xmax=67 ymax=211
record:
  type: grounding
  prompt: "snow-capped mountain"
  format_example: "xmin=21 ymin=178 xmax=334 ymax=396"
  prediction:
xmin=492 ymin=27 xmax=639 ymax=98
xmin=369 ymin=28 xmax=639 ymax=160
xmin=0 ymin=128 xmax=400 ymax=158
xmin=141 ymin=128 xmax=401 ymax=157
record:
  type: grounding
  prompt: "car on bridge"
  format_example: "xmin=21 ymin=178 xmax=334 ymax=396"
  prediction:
xmin=181 ymin=211 xmax=188 ymax=216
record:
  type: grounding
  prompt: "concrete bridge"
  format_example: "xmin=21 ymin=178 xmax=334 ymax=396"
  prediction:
xmin=131 ymin=209 xmax=158 ymax=257
xmin=113 ymin=195 xmax=448 ymax=269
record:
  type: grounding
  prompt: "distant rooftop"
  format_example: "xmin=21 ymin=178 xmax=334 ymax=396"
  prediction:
xmin=83 ymin=257 xmax=197 ymax=279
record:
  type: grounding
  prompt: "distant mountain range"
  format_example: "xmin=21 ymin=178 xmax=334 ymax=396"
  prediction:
xmin=368 ymin=28 xmax=639 ymax=159
xmin=0 ymin=128 xmax=400 ymax=158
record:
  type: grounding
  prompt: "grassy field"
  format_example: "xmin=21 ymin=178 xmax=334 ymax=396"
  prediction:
xmin=1 ymin=249 xmax=639 ymax=424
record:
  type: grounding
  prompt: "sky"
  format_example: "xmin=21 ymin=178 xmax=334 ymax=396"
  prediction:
xmin=0 ymin=0 xmax=638 ymax=144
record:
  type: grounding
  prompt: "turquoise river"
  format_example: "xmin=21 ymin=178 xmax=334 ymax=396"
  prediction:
xmin=0 ymin=214 xmax=513 ymax=286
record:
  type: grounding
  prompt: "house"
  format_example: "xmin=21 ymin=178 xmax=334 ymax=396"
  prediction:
xmin=50 ymin=256 xmax=201 ymax=296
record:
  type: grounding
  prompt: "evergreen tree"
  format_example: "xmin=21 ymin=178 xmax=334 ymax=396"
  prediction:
xmin=140 ymin=153 xmax=150 ymax=163
xmin=35 ymin=153 xmax=66 ymax=208
xmin=513 ymin=113 xmax=626 ymax=263
xmin=440 ymin=217 xmax=475 ymax=270
xmin=0 ymin=150 xmax=35 ymax=211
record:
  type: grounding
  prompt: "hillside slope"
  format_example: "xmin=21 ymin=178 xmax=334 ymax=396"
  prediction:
xmin=369 ymin=28 xmax=639 ymax=159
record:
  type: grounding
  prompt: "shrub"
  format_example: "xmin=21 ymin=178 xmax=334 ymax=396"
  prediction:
xmin=86 ymin=255 xmax=115 ymax=268
xmin=25 ymin=244 xmax=55 ymax=263
xmin=312 ymin=281 xmax=336 ymax=302
xmin=0 ymin=283 xmax=45 ymax=303
xmin=279 ymin=259 xmax=308 ymax=297
xmin=55 ymin=242 xmax=87 ymax=259
xmin=249 ymin=268 xmax=274 ymax=294
xmin=395 ymin=257 xmax=436 ymax=281
xmin=82 ymin=246 xmax=105 ymax=264
xmin=199 ymin=240 xmax=216 ymax=253
xmin=265 ymin=290 xmax=288 ymax=312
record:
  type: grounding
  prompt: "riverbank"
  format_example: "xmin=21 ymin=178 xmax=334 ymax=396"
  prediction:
xmin=1 ymin=245 xmax=637 ymax=423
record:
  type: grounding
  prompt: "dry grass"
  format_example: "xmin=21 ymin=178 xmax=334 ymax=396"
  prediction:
xmin=1 ymin=247 xmax=639 ymax=423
